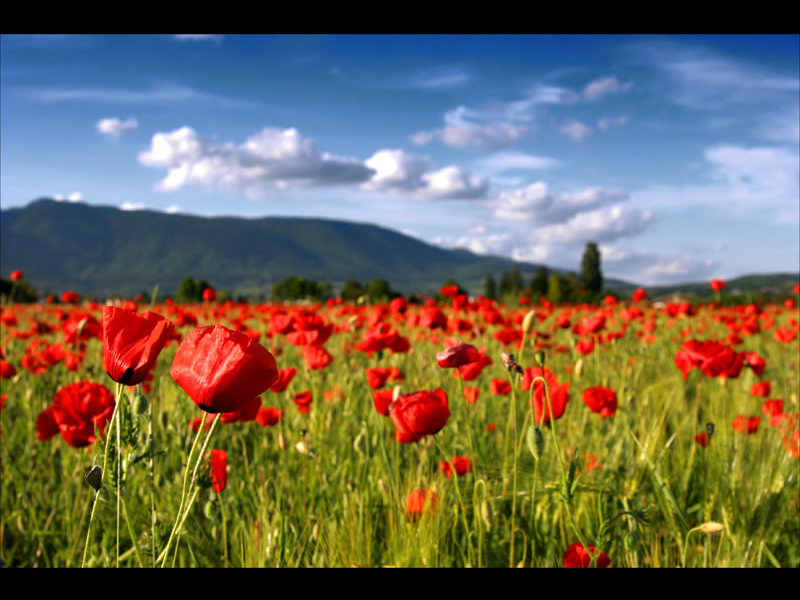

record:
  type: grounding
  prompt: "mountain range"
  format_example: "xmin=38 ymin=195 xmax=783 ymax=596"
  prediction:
xmin=1 ymin=199 xmax=796 ymax=299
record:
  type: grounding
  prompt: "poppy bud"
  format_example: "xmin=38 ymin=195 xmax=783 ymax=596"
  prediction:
xmin=203 ymin=500 xmax=215 ymax=519
xmin=526 ymin=424 xmax=546 ymax=461
xmin=534 ymin=350 xmax=546 ymax=367
xmin=132 ymin=391 xmax=149 ymax=416
xmin=574 ymin=358 xmax=584 ymax=378
xmin=480 ymin=500 xmax=493 ymax=529
xmin=706 ymin=422 xmax=715 ymax=437
xmin=623 ymin=531 xmax=638 ymax=552
xmin=522 ymin=310 xmax=536 ymax=334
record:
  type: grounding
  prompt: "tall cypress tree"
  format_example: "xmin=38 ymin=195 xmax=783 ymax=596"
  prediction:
xmin=530 ymin=266 xmax=549 ymax=299
xmin=580 ymin=242 xmax=603 ymax=295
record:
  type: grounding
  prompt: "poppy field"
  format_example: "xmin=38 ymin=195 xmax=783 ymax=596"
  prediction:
xmin=1 ymin=282 xmax=799 ymax=568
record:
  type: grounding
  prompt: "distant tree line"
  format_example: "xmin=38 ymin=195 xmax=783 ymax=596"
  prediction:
xmin=483 ymin=242 xmax=606 ymax=304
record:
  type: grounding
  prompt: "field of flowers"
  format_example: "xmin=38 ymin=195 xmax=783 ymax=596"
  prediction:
xmin=1 ymin=281 xmax=798 ymax=568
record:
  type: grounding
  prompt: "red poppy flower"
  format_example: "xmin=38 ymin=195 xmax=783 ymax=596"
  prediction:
xmin=219 ymin=396 xmax=262 ymax=424
xmin=372 ymin=389 xmax=394 ymax=416
xmin=632 ymin=288 xmax=647 ymax=302
xmin=365 ymin=367 xmax=392 ymax=389
xmin=750 ymin=381 xmax=771 ymax=398
xmin=440 ymin=456 xmax=472 ymax=477
xmin=202 ymin=288 xmax=217 ymax=302
xmin=576 ymin=339 xmax=595 ymax=355
xmin=302 ymin=346 xmax=334 ymax=370
xmin=406 ymin=488 xmax=439 ymax=521
xmin=794 ymin=283 xmax=800 ymax=294
xmin=774 ymin=327 xmax=797 ymax=343
xmin=9 ymin=270 xmax=23 ymax=281
xmin=60 ymin=291 xmax=81 ymax=304
xmin=0 ymin=360 xmax=16 ymax=379
xmin=742 ymin=352 xmax=766 ymax=378
xmin=694 ymin=431 xmax=709 ymax=447
xmin=38 ymin=381 xmax=116 ymax=448
xmin=490 ymin=379 xmax=512 ymax=396
xmin=521 ymin=367 xmax=570 ymax=425
xmin=103 ymin=306 xmax=174 ymax=386
xmin=269 ymin=367 xmax=298 ymax=393
xmin=563 ymin=542 xmax=610 ymax=568
xmin=458 ymin=351 xmax=492 ymax=381
xmin=389 ymin=388 xmax=450 ymax=444
xmin=732 ymin=415 xmax=760 ymax=435
xmin=435 ymin=342 xmax=481 ymax=368
xmin=760 ymin=400 xmax=786 ymax=426
xmin=170 ymin=324 xmax=279 ymax=414
xmin=464 ymin=386 xmax=480 ymax=404
xmin=486 ymin=423 xmax=496 ymax=433
xmin=207 ymin=449 xmax=227 ymax=493
xmin=582 ymin=386 xmax=619 ymax=419
xmin=294 ymin=390 xmax=313 ymax=414
xmin=256 ymin=407 xmax=284 ymax=427
xmin=674 ymin=340 xmax=744 ymax=380
xmin=440 ymin=285 xmax=460 ymax=298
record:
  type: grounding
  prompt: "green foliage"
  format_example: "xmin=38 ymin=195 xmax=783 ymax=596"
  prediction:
xmin=530 ymin=267 xmax=549 ymax=300
xmin=271 ymin=276 xmax=332 ymax=302
xmin=340 ymin=279 xmax=366 ymax=302
xmin=580 ymin=242 xmax=603 ymax=295
xmin=365 ymin=278 xmax=396 ymax=303
xmin=0 ymin=277 xmax=37 ymax=303
xmin=175 ymin=277 xmax=213 ymax=303
xmin=484 ymin=275 xmax=497 ymax=300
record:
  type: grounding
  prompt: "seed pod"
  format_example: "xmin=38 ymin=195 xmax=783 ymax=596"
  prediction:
xmin=84 ymin=465 xmax=102 ymax=491
xmin=706 ymin=422 xmax=715 ymax=437
xmin=526 ymin=424 xmax=545 ymax=461
xmin=624 ymin=531 xmax=638 ymax=552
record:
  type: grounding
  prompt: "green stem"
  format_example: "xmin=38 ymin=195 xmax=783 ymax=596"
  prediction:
xmin=433 ymin=437 xmax=474 ymax=567
xmin=160 ymin=411 xmax=208 ymax=567
xmin=118 ymin=491 xmax=145 ymax=568
xmin=116 ymin=383 xmax=122 ymax=568
xmin=81 ymin=382 xmax=124 ymax=568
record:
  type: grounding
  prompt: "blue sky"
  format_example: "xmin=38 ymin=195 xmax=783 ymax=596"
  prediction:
xmin=1 ymin=34 xmax=798 ymax=285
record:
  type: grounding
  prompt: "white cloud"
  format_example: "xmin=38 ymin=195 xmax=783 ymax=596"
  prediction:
xmin=475 ymin=151 xmax=560 ymax=174
xmin=631 ymin=40 xmax=798 ymax=110
xmin=535 ymin=204 xmax=653 ymax=245
xmin=559 ymin=120 xmax=593 ymax=141
xmin=582 ymin=76 xmax=633 ymax=101
xmin=596 ymin=115 xmax=630 ymax=130
xmin=53 ymin=192 xmax=84 ymax=203
xmin=411 ymin=105 xmax=528 ymax=149
xmin=165 ymin=204 xmax=183 ymax=214
xmin=493 ymin=183 xmax=628 ymax=225
xmin=362 ymin=149 xmax=432 ymax=192
xmin=599 ymin=245 xmax=718 ymax=285
xmin=120 ymin=202 xmax=147 ymax=211
xmin=173 ymin=34 xmax=223 ymax=43
xmin=24 ymin=84 xmax=255 ymax=108
xmin=418 ymin=166 xmax=489 ymax=200
xmin=139 ymin=126 xmax=375 ymax=194
xmin=636 ymin=144 xmax=799 ymax=223
xmin=96 ymin=117 xmax=138 ymax=137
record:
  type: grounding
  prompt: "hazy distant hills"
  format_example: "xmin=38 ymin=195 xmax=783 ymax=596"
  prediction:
xmin=1 ymin=199 xmax=796 ymax=300
xmin=0 ymin=199 xmax=564 ymax=298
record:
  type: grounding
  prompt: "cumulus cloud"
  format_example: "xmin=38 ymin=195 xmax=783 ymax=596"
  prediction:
xmin=96 ymin=117 xmax=138 ymax=137
xmin=411 ymin=106 xmax=528 ymax=149
xmin=493 ymin=182 xmax=628 ymax=225
xmin=165 ymin=204 xmax=183 ymax=214
xmin=53 ymin=192 xmax=84 ymax=203
xmin=362 ymin=149 xmax=432 ymax=192
xmin=475 ymin=151 xmax=560 ymax=175
xmin=559 ymin=120 xmax=593 ymax=141
xmin=417 ymin=166 xmax=489 ymax=200
xmin=120 ymin=202 xmax=147 ymax=211
xmin=139 ymin=126 xmax=375 ymax=194
xmin=535 ymin=205 xmax=654 ymax=245
xmin=582 ymin=76 xmax=634 ymax=101
xmin=432 ymin=225 xmax=515 ymax=257
xmin=600 ymin=245 xmax=718 ymax=285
